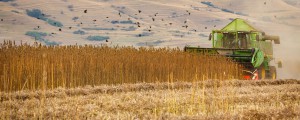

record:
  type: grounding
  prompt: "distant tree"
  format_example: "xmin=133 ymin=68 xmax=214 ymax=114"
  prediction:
xmin=68 ymin=5 xmax=74 ymax=11
xmin=0 ymin=0 xmax=15 ymax=2
xmin=135 ymin=32 xmax=152 ymax=37
xmin=121 ymin=26 xmax=136 ymax=31
xmin=25 ymin=31 xmax=47 ymax=39
xmin=26 ymin=9 xmax=63 ymax=27
xmin=26 ymin=9 xmax=45 ymax=20
xmin=46 ymin=19 xmax=63 ymax=27
xmin=87 ymin=36 xmax=109 ymax=41
xmin=73 ymin=30 xmax=86 ymax=35
xmin=72 ymin=16 xmax=79 ymax=21
xmin=25 ymin=31 xmax=60 ymax=45
xmin=10 ymin=3 xmax=18 ymax=6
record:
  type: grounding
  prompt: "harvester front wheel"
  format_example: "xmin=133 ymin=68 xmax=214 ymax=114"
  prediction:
xmin=258 ymin=67 xmax=266 ymax=80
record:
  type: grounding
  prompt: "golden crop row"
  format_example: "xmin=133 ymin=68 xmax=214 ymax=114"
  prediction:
xmin=0 ymin=41 xmax=242 ymax=92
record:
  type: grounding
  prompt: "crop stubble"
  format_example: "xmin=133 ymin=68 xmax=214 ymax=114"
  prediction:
xmin=0 ymin=80 xmax=299 ymax=119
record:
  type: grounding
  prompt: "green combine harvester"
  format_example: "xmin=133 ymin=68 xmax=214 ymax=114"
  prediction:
xmin=184 ymin=18 xmax=281 ymax=80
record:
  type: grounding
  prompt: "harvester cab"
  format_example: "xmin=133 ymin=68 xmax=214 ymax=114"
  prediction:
xmin=185 ymin=18 xmax=280 ymax=80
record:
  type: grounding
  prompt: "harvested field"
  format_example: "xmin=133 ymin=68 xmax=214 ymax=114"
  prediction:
xmin=1 ymin=79 xmax=300 ymax=119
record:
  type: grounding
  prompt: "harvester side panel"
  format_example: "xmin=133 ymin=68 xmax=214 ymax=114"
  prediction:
xmin=251 ymin=41 xmax=273 ymax=58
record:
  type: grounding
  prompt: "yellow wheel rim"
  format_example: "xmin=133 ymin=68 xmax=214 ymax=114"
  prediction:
xmin=261 ymin=67 xmax=265 ymax=79
xmin=272 ymin=72 xmax=276 ymax=80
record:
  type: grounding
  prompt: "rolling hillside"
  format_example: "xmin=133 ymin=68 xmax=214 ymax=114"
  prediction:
xmin=0 ymin=0 xmax=300 ymax=79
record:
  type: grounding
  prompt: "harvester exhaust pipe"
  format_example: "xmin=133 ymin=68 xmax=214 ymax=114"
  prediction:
xmin=263 ymin=35 xmax=280 ymax=44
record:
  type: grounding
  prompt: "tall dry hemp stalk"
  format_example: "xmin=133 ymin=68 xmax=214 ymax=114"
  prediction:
xmin=0 ymin=41 xmax=242 ymax=92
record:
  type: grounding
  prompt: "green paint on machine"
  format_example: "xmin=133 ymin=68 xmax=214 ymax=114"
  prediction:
xmin=184 ymin=18 xmax=280 ymax=80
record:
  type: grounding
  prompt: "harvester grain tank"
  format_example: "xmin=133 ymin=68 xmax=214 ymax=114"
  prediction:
xmin=184 ymin=18 xmax=281 ymax=80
